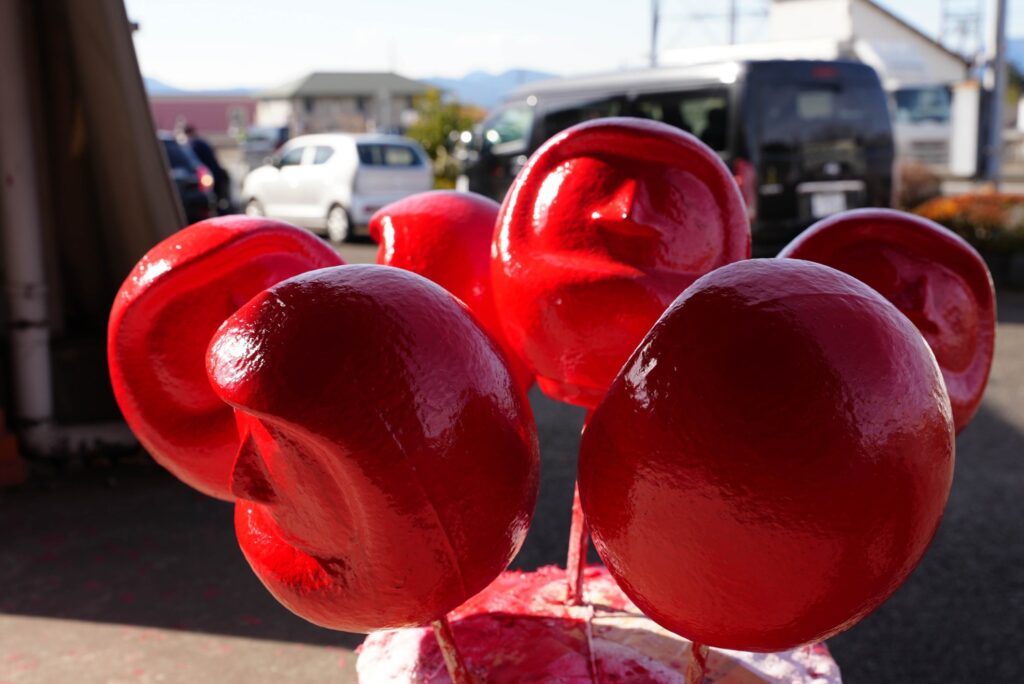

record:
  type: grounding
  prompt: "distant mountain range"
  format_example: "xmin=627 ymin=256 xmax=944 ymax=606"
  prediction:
xmin=425 ymin=69 xmax=557 ymax=108
xmin=144 ymin=69 xmax=557 ymax=109
xmin=144 ymin=77 xmax=252 ymax=97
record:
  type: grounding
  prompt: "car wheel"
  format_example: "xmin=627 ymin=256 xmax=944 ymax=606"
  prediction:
xmin=326 ymin=205 xmax=351 ymax=243
xmin=245 ymin=199 xmax=265 ymax=217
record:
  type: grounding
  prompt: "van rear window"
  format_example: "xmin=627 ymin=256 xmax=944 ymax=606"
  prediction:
xmin=759 ymin=83 xmax=890 ymax=147
xmin=357 ymin=144 xmax=422 ymax=167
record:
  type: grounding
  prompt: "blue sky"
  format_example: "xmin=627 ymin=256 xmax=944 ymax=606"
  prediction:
xmin=125 ymin=0 xmax=1023 ymax=90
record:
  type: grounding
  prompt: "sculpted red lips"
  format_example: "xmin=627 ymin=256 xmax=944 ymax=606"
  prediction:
xmin=207 ymin=265 xmax=540 ymax=632
xmin=579 ymin=259 xmax=955 ymax=651
xmin=779 ymin=208 xmax=996 ymax=432
xmin=108 ymin=216 xmax=342 ymax=500
xmin=369 ymin=190 xmax=532 ymax=391
xmin=491 ymin=117 xmax=750 ymax=407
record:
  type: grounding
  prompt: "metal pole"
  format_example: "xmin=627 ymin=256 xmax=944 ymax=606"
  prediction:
xmin=0 ymin=0 xmax=56 ymax=452
xmin=986 ymin=0 xmax=1008 ymax=187
xmin=651 ymin=0 xmax=660 ymax=68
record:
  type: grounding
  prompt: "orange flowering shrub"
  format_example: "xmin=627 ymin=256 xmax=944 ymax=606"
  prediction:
xmin=915 ymin=193 xmax=1024 ymax=252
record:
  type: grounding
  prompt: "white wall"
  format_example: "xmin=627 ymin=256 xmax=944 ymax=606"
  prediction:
xmin=768 ymin=0 xmax=852 ymax=43
xmin=255 ymin=99 xmax=293 ymax=127
xmin=850 ymin=0 xmax=966 ymax=88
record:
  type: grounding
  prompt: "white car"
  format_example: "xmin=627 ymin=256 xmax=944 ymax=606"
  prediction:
xmin=241 ymin=133 xmax=433 ymax=242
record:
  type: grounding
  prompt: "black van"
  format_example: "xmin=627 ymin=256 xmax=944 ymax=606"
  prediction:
xmin=459 ymin=60 xmax=894 ymax=252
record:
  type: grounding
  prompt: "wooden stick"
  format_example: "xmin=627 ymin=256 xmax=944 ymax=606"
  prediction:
xmin=685 ymin=642 xmax=710 ymax=684
xmin=565 ymin=482 xmax=588 ymax=605
xmin=431 ymin=616 xmax=475 ymax=684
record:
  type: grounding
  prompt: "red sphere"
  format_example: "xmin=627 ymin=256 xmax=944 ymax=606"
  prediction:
xmin=491 ymin=118 xmax=750 ymax=408
xmin=369 ymin=190 xmax=532 ymax=390
xmin=578 ymin=258 xmax=955 ymax=651
xmin=206 ymin=265 xmax=540 ymax=632
xmin=108 ymin=216 xmax=342 ymax=499
xmin=779 ymin=208 xmax=996 ymax=432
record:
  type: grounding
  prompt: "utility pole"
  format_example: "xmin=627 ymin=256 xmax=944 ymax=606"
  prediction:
xmin=729 ymin=0 xmax=737 ymax=44
xmin=651 ymin=0 xmax=660 ymax=67
xmin=986 ymin=0 xmax=1007 ymax=187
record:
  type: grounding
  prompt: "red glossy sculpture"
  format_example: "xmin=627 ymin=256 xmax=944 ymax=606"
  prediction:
xmin=369 ymin=190 xmax=532 ymax=391
xmin=778 ymin=208 xmax=996 ymax=432
xmin=108 ymin=216 xmax=342 ymax=500
xmin=206 ymin=265 xmax=540 ymax=632
xmin=491 ymin=117 xmax=750 ymax=408
xmin=579 ymin=259 xmax=955 ymax=651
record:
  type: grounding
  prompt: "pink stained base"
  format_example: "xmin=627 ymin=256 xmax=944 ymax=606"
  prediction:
xmin=356 ymin=566 xmax=841 ymax=683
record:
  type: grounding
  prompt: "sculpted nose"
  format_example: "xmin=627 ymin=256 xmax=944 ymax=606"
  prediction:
xmin=230 ymin=430 xmax=278 ymax=504
xmin=591 ymin=179 xmax=637 ymax=223
xmin=590 ymin=179 xmax=660 ymax=239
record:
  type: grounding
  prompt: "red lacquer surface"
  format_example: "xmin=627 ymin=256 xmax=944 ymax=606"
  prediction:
xmin=778 ymin=208 xmax=996 ymax=432
xmin=206 ymin=265 xmax=540 ymax=632
xmin=369 ymin=191 xmax=532 ymax=390
xmin=108 ymin=216 xmax=342 ymax=499
xmin=579 ymin=259 xmax=955 ymax=651
xmin=491 ymin=117 xmax=750 ymax=408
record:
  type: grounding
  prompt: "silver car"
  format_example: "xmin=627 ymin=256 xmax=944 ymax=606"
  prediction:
xmin=241 ymin=133 xmax=433 ymax=242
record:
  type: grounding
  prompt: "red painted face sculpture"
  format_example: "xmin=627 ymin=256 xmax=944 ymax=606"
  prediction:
xmin=369 ymin=190 xmax=532 ymax=391
xmin=778 ymin=208 xmax=996 ymax=433
xmin=108 ymin=217 xmax=342 ymax=500
xmin=579 ymin=259 xmax=955 ymax=652
xmin=492 ymin=117 xmax=750 ymax=407
xmin=206 ymin=265 xmax=540 ymax=632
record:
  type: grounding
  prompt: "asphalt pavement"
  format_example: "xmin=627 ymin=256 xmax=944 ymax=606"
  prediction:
xmin=1 ymin=241 xmax=1021 ymax=682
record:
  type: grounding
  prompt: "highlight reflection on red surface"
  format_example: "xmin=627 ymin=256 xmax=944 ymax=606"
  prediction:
xmin=492 ymin=118 xmax=750 ymax=408
xmin=579 ymin=259 xmax=955 ymax=651
xmin=207 ymin=265 xmax=540 ymax=632
xmin=107 ymin=217 xmax=342 ymax=500
xmin=779 ymin=208 xmax=996 ymax=433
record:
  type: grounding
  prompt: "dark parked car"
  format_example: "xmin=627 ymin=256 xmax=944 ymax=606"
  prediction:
xmin=159 ymin=132 xmax=215 ymax=224
xmin=459 ymin=60 xmax=894 ymax=253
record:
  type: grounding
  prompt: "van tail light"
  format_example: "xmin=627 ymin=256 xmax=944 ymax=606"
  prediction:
xmin=197 ymin=164 xmax=215 ymax=192
xmin=732 ymin=158 xmax=758 ymax=222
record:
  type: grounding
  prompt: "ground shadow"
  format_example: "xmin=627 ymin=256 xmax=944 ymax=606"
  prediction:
xmin=2 ymin=376 xmax=1022 ymax=681
xmin=0 ymin=387 xmax=585 ymax=650
xmin=828 ymin=402 xmax=1024 ymax=682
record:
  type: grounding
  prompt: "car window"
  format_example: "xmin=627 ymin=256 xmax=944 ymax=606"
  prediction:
xmin=482 ymin=106 xmax=533 ymax=147
xmin=894 ymin=86 xmax=951 ymax=124
xmin=632 ymin=90 xmax=730 ymax=150
xmin=313 ymin=146 xmax=335 ymax=164
xmin=540 ymin=97 xmax=625 ymax=140
xmin=161 ymin=139 xmax=194 ymax=171
xmin=279 ymin=146 xmax=305 ymax=167
xmin=758 ymin=83 xmax=891 ymax=148
xmin=357 ymin=144 xmax=422 ymax=167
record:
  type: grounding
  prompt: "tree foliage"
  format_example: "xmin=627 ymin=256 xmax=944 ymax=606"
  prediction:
xmin=405 ymin=89 xmax=483 ymax=187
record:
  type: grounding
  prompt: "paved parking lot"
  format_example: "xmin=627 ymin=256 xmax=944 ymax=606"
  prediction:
xmin=1 ymin=242 xmax=1021 ymax=682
